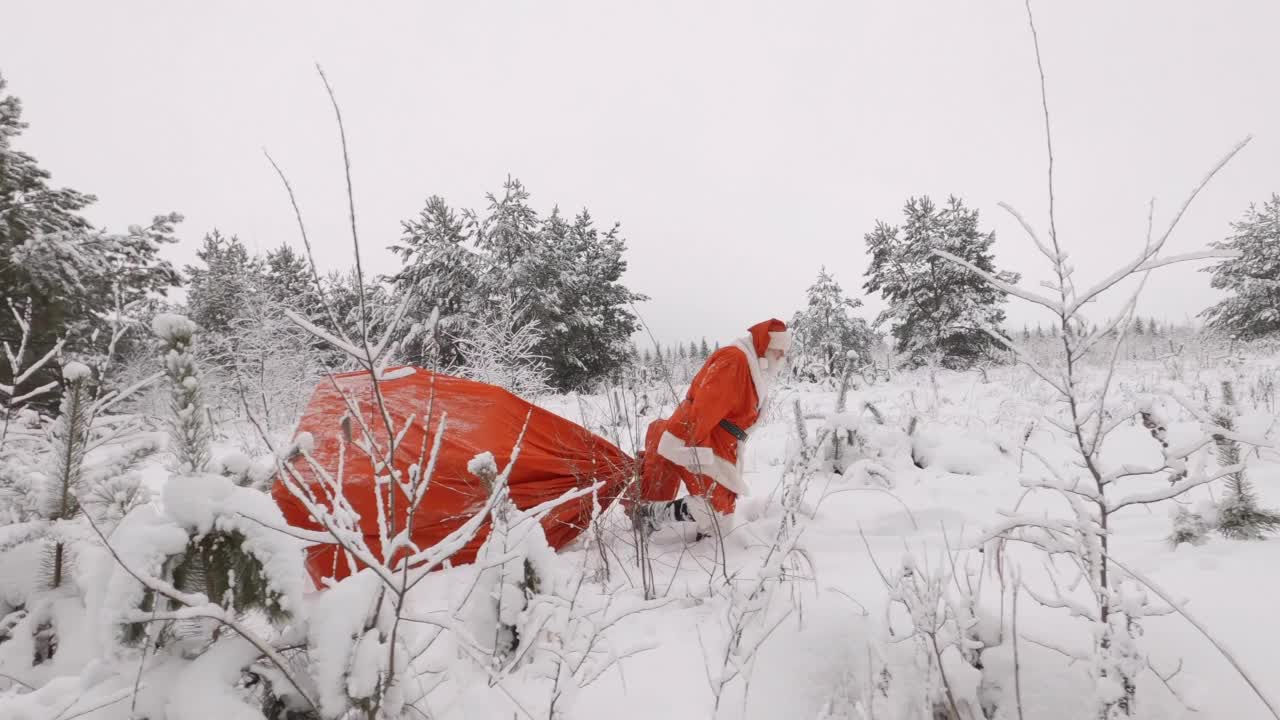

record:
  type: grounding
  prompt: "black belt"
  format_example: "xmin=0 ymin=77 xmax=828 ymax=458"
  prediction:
xmin=718 ymin=418 xmax=748 ymax=442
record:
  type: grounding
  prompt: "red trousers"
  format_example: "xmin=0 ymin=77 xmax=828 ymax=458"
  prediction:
xmin=637 ymin=419 xmax=737 ymax=514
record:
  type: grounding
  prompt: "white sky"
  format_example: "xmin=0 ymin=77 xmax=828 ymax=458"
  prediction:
xmin=5 ymin=1 xmax=1279 ymax=348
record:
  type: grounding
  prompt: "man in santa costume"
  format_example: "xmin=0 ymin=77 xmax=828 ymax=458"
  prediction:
xmin=635 ymin=318 xmax=791 ymax=536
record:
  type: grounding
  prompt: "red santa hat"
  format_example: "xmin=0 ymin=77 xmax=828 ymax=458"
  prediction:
xmin=747 ymin=318 xmax=792 ymax=357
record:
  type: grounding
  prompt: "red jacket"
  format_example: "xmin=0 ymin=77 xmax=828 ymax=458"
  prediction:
xmin=644 ymin=319 xmax=784 ymax=496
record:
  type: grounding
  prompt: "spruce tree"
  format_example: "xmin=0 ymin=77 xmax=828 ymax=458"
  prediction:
xmin=863 ymin=196 xmax=1020 ymax=368
xmin=1200 ymin=194 xmax=1280 ymax=338
xmin=1213 ymin=381 xmax=1280 ymax=539
xmin=390 ymin=194 xmax=479 ymax=367
xmin=184 ymin=230 xmax=262 ymax=337
xmin=392 ymin=179 xmax=646 ymax=390
xmin=1 ymin=73 xmax=181 ymax=406
xmin=262 ymin=243 xmax=314 ymax=308
xmin=790 ymin=267 xmax=877 ymax=379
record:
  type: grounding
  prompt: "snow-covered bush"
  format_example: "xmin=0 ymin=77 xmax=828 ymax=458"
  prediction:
xmin=452 ymin=297 xmax=553 ymax=400
xmin=789 ymin=267 xmax=878 ymax=383
xmin=1211 ymin=381 xmax=1280 ymax=539
xmin=0 ymin=327 xmax=159 ymax=692
xmin=931 ymin=6 xmax=1274 ymax=715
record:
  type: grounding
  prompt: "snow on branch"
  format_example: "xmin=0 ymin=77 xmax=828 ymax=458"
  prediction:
xmin=932 ymin=248 xmax=1064 ymax=314
xmin=1065 ymin=137 xmax=1251 ymax=315
xmin=1113 ymin=463 xmax=1246 ymax=511
xmin=997 ymin=201 xmax=1061 ymax=266
xmin=285 ymin=309 xmax=369 ymax=366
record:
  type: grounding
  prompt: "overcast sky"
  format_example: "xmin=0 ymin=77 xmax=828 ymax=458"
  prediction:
xmin=5 ymin=1 xmax=1279 ymax=348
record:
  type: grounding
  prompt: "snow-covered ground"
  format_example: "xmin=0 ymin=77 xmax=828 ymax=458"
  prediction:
xmin=4 ymin=345 xmax=1279 ymax=719
xmin=506 ymin=351 xmax=1280 ymax=719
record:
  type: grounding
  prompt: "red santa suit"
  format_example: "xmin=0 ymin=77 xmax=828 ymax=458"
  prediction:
xmin=638 ymin=319 xmax=791 ymax=516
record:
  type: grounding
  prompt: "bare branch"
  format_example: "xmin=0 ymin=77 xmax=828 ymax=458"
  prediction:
xmin=1067 ymin=137 xmax=1252 ymax=315
xmin=1113 ymin=463 xmax=1242 ymax=510
xmin=1106 ymin=554 xmax=1280 ymax=719
xmin=932 ymin=248 xmax=1063 ymax=314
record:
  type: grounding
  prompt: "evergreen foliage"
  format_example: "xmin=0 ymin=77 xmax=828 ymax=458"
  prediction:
xmin=391 ymin=178 xmax=647 ymax=390
xmin=1200 ymin=193 xmax=1280 ymax=338
xmin=1213 ymin=381 xmax=1280 ymax=539
xmin=0 ymin=74 xmax=181 ymax=408
xmin=863 ymin=196 xmax=1019 ymax=368
xmin=790 ymin=267 xmax=878 ymax=380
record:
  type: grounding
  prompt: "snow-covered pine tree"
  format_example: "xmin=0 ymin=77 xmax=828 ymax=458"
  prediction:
xmin=391 ymin=194 xmax=481 ymax=368
xmin=154 ymin=314 xmax=212 ymax=473
xmin=1 ymin=74 xmax=181 ymax=409
xmin=261 ymin=243 xmax=315 ymax=309
xmin=0 ymin=338 xmax=157 ymax=677
xmin=538 ymin=208 xmax=647 ymax=389
xmin=864 ymin=196 xmax=1020 ymax=368
xmin=183 ymin=230 xmax=263 ymax=339
xmin=455 ymin=297 xmax=553 ymax=399
xmin=392 ymin=180 xmax=646 ymax=390
xmin=1213 ymin=380 xmax=1280 ymax=539
xmin=3 ymin=362 xmax=156 ymax=590
xmin=790 ymin=266 xmax=878 ymax=381
xmin=116 ymin=315 xmax=301 ymax=650
xmin=1200 ymin=193 xmax=1280 ymax=338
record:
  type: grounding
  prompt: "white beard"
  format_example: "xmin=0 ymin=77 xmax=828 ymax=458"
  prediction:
xmin=757 ymin=358 xmax=778 ymax=397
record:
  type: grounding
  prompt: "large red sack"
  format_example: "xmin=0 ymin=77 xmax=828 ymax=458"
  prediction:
xmin=273 ymin=368 xmax=635 ymax=587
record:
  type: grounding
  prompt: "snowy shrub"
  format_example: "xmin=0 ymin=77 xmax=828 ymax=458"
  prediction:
xmin=1168 ymin=503 xmax=1215 ymax=547
xmin=0 ymin=355 xmax=158 ymax=691
xmin=452 ymin=297 xmax=553 ymax=400
xmin=789 ymin=267 xmax=878 ymax=383
xmin=1211 ymin=381 xmax=1280 ymax=540
xmin=930 ymin=8 xmax=1274 ymax=714
xmin=154 ymin=313 xmax=212 ymax=473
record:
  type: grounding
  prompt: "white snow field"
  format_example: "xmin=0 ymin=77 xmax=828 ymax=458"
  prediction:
xmin=520 ymin=347 xmax=1280 ymax=720
xmin=3 ymin=341 xmax=1279 ymax=719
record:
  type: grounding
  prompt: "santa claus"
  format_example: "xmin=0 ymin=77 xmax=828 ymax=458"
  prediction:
xmin=635 ymin=318 xmax=791 ymax=536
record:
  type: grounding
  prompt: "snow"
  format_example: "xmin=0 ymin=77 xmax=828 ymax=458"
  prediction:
xmin=60 ymin=362 xmax=91 ymax=383
xmin=377 ymin=366 xmax=417 ymax=381
xmin=159 ymin=471 xmax=308 ymax=613
xmin=307 ymin=569 xmax=382 ymax=716
xmin=6 ymin=340 xmax=1280 ymax=719
xmin=150 ymin=313 xmax=196 ymax=342
xmin=347 ymin=628 xmax=385 ymax=701
xmin=467 ymin=451 xmax=498 ymax=480
xmin=294 ymin=431 xmax=315 ymax=455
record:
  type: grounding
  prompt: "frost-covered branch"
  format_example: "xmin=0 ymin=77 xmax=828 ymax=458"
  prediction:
xmin=932 ymin=248 xmax=1063 ymax=314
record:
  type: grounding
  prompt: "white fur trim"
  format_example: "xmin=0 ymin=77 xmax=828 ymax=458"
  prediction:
xmin=657 ymin=430 xmax=750 ymax=496
xmin=658 ymin=431 xmax=714 ymax=471
xmin=768 ymin=330 xmax=792 ymax=351
xmin=730 ymin=337 xmax=768 ymax=411
xmin=712 ymin=453 xmax=749 ymax=495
